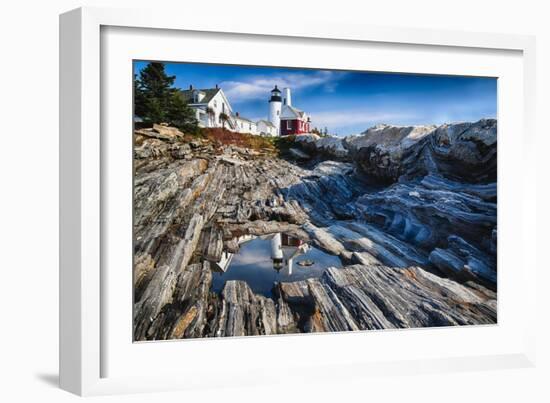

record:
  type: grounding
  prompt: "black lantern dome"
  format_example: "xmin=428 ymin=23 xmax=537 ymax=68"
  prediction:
xmin=269 ymin=85 xmax=282 ymax=102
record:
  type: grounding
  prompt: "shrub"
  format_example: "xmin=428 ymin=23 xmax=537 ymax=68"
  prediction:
xmin=202 ymin=128 xmax=277 ymax=153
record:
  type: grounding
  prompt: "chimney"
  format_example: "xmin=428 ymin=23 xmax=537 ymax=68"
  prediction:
xmin=236 ymin=112 xmax=240 ymax=117
xmin=189 ymin=84 xmax=193 ymax=90
xmin=215 ymin=84 xmax=219 ymax=89
xmin=284 ymin=88 xmax=292 ymax=106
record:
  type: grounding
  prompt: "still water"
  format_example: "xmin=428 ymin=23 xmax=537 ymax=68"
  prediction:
xmin=211 ymin=233 xmax=342 ymax=298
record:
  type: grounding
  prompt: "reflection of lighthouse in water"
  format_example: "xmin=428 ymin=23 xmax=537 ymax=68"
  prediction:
xmin=271 ymin=233 xmax=284 ymax=273
xmin=270 ymin=233 xmax=309 ymax=276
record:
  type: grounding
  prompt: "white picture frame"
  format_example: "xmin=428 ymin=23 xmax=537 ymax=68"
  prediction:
xmin=59 ymin=6 xmax=537 ymax=396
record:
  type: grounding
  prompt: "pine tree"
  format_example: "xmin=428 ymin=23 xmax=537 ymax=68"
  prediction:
xmin=166 ymin=92 xmax=200 ymax=134
xmin=133 ymin=74 xmax=147 ymax=120
xmin=134 ymin=62 xmax=198 ymax=133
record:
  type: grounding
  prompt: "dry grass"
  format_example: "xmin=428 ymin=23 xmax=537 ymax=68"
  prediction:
xmin=201 ymin=127 xmax=278 ymax=154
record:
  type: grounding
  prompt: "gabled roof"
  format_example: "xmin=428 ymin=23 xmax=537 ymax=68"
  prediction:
xmin=257 ymin=120 xmax=276 ymax=128
xmin=281 ymin=104 xmax=307 ymax=120
xmin=178 ymin=88 xmax=220 ymax=105
xmin=234 ymin=114 xmax=255 ymax=124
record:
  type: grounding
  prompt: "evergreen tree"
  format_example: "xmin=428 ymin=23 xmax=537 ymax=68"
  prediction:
xmin=166 ymin=92 xmax=200 ymax=134
xmin=134 ymin=62 xmax=198 ymax=133
xmin=133 ymin=74 xmax=147 ymax=119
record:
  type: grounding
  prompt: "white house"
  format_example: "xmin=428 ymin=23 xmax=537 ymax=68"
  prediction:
xmin=233 ymin=112 xmax=258 ymax=134
xmin=180 ymin=84 xmax=310 ymax=137
xmin=179 ymin=85 xmax=241 ymax=131
xmin=257 ymin=120 xmax=277 ymax=137
xmin=180 ymin=85 xmax=261 ymax=134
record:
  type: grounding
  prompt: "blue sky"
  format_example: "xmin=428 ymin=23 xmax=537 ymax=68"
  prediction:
xmin=134 ymin=61 xmax=497 ymax=136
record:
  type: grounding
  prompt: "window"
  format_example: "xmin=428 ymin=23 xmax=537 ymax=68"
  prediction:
xmin=286 ymin=120 xmax=291 ymax=130
xmin=277 ymin=110 xmax=279 ymax=116
xmin=213 ymin=101 xmax=217 ymax=108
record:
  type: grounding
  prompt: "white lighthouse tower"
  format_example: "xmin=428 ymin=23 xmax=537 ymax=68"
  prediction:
xmin=269 ymin=85 xmax=282 ymax=135
xmin=271 ymin=232 xmax=283 ymax=272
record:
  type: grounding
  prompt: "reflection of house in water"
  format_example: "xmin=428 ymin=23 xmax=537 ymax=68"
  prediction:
xmin=212 ymin=250 xmax=233 ymax=273
xmin=209 ymin=231 xmax=341 ymax=297
xmin=209 ymin=232 xmax=309 ymax=276
xmin=209 ymin=234 xmax=254 ymax=273
xmin=270 ymin=233 xmax=309 ymax=276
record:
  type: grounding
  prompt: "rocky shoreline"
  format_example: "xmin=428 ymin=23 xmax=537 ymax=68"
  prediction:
xmin=133 ymin=120 xmax=497 ymax=341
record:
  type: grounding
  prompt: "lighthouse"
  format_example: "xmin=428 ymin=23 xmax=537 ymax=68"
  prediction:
xmin=268 ymin=85 xmax=311 ymax=136
xmin=268 ymin=85 xmax=282 ymax=135
xmin=270 ymin=232 xmax=283 ymax=272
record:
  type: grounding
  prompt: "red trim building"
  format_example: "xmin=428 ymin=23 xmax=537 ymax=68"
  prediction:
xmin=269 ymin=86 xmax=311 ymax=136
xmin=280 ymin=104 xmax=311 ymax=136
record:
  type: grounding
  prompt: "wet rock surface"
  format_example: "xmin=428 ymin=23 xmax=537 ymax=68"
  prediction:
xmin=133 ymin=121 xmax=497 ymax=341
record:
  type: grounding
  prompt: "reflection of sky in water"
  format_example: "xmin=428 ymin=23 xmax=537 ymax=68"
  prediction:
xmin=211 ymin=237 xmax=342 ymax=298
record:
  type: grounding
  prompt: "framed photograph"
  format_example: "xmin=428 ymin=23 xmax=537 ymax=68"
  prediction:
xmin=60 ymin=6 xmax=537 ymax=396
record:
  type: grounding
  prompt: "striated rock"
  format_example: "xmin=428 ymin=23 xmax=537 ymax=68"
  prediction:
xmin=311 ymin=160 xmax=354 ymax=177
xmin=318 ymin=265 xmax=496 ymax=328
xmin=147 ymin=262 xmax=213 ymax=340
xmin=133 ymin=253 xmax=156 ymax=301
xmin=277 ymin=265 xmax=496 ymax=332
xmin=200 ymin=225 xmax=224 ymax=262
xmin=305 ymin=277 xmax=360 ymax=332
xmin=152 ymin=123 xmax=184 ymax=139
xmin=288 ymin=147 xmax=311 ymax=160
xmin=133 ymin=120 xmax=497 ymax=341
xmin=429 ymin=235 xmax=497 ymax=287
xmin=134 ymin=263 xmax=179 ymax=340
xmin=420 ymin=174 xmax=496 ymax=202
xmin=354 ymin=179 xmax=497 ymax=256
xmin=346 ymin=123 xmax=436 ymax=182
xmin=295 ymin=134 xmax=349 ymax=159
xmin=133 ymin=213 xmax=205 ymax=340
xmin=293 ymin=119 xmax=497 ymax=185
xmin=344 ymin=221 xmax=429 ymax=267
xmin=325 ymin=221 xmax=429 ymax=268
xmin=212 ymin=281 xmax=277 ymax=337
xmin=135 ymin=124 xmax=185 ymax=142
xmin=302 ymin=222 xmax=353 ymax=262
xmin=428 ymin=119 xmax=497 ymax=183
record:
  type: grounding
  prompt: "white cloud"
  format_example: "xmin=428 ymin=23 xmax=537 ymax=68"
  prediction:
xmin=221 ymin=71 xmax=347 ymax=102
